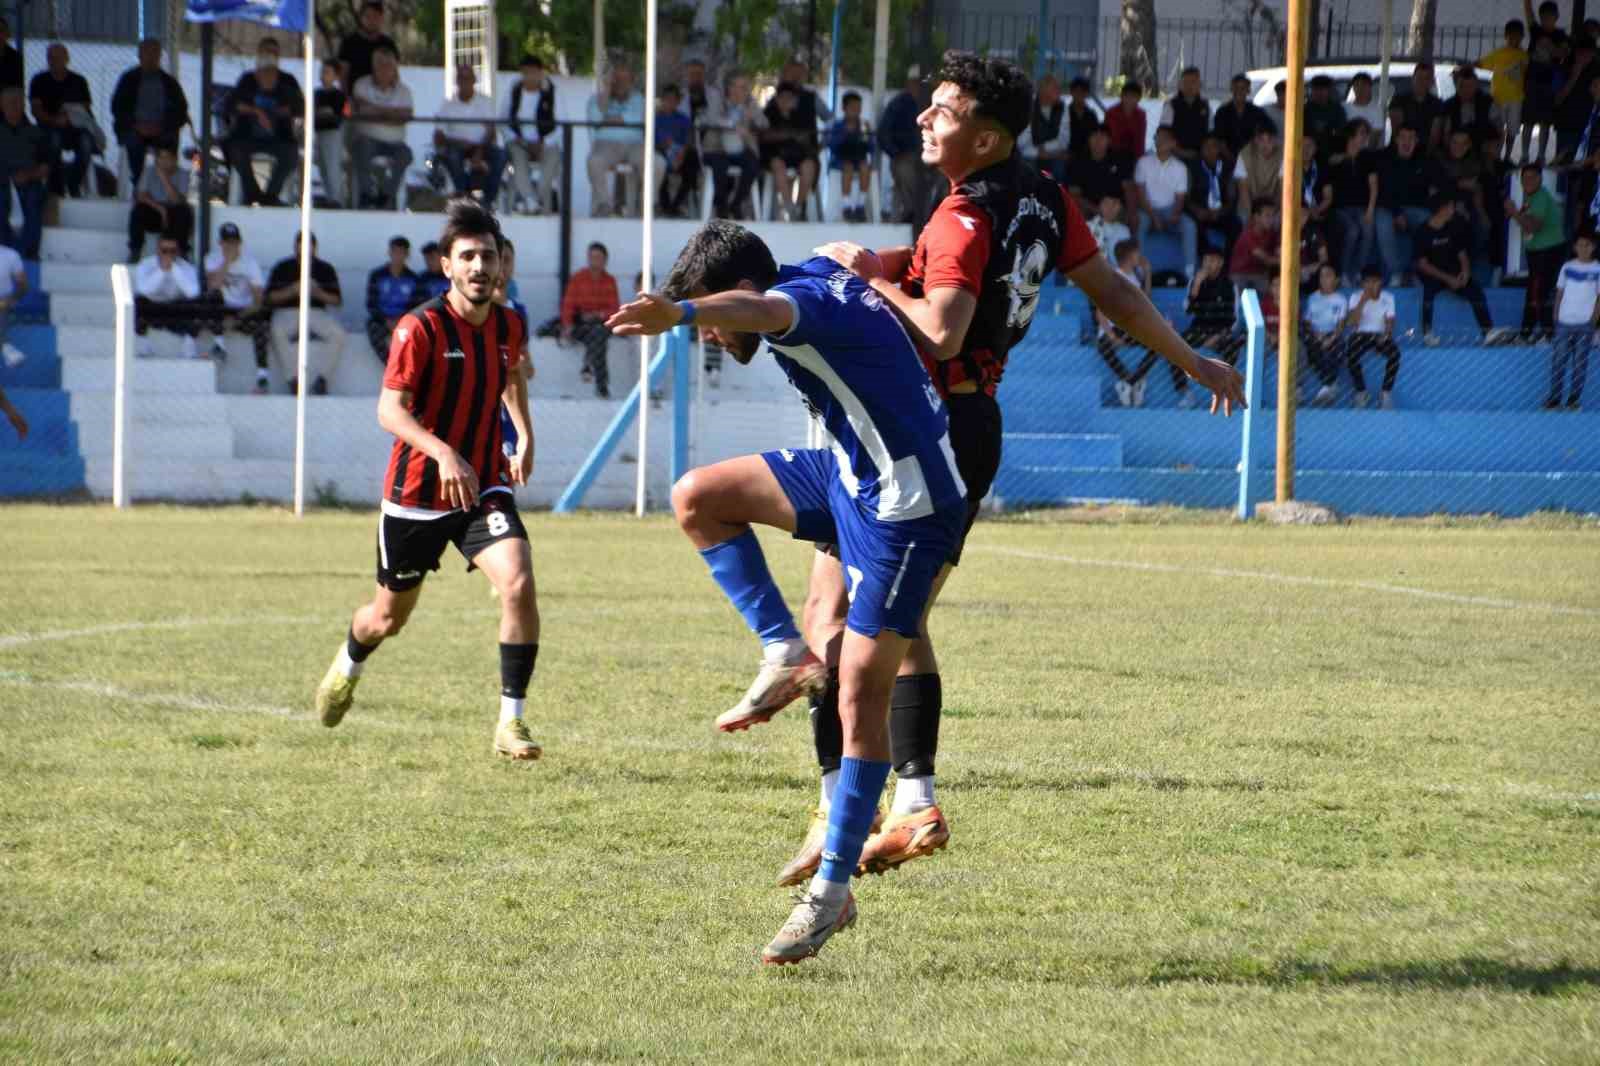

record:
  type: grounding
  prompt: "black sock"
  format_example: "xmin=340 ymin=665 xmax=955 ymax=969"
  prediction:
xmin=346 ymin=627 xmax=378 ymax=663
xmin=500 ymin=642 xmax=538 ymax=699
xmin=810 ymin=667 xmax=842 ymax=773
xmin=890 ymin=673 xmax=942 ymax=777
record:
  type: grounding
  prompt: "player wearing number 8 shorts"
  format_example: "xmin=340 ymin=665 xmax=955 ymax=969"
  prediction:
xmin=313 ymin=198 xmax=545 ymax=761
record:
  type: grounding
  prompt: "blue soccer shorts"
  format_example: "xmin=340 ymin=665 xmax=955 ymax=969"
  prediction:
xmin=762 ymin=447 xmax=962 ymax=640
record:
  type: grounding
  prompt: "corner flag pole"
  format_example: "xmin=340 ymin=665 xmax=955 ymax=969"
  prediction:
xmin=293 ymin=3 xmax=317 ymax=517
xmin=1276 ymin=0 xmax=1309 ymax=504
xmin=636 ymin=0 xmax=658 ymax=517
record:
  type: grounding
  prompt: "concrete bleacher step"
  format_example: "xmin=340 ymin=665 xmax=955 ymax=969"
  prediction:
xmin=62 ymin=356 xmax=219 ymax=395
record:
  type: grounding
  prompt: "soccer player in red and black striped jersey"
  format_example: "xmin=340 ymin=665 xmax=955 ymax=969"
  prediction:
xmin=314 ymin=198 xmax=543 ymax=760
xmin=751 ymin=52 xmax=1246 ymax=888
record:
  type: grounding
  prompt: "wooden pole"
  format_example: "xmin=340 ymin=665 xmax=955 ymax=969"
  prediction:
xmin=1276 ymin=0 xmax=1310 ymax=504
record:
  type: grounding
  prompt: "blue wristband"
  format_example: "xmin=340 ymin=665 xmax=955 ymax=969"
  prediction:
xmin=676 ymin=300 xmax=697 ymax=325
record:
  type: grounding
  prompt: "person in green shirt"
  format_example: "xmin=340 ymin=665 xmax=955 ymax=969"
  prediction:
xmin=1506 ymin=163 xmax=1567 ymax=339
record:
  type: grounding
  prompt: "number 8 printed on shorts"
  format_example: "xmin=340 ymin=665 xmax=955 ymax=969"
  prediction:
xmin=486 ymin=511 xmax=510 ymax=537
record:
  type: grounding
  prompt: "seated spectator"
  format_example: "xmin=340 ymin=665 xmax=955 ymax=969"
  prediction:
xmin=1554 ymin=40 xmax=1598 ymax=173
xmin=265 ymin=232 xmax=345 ymax=395
xmin=1263 ymin=80 xmax=1288 ymax=141
xmin=825 ymin=90 xmax=873 ymax=222
xmin=1304 ymin=75 xmax=1347 ymax=161
xmin=367 ymin=234 xmax=419 ymax=361
xmin=0 ymin=87 xmax=47 ymax=259
xmin=506 ymin=54 xmax=559 ymax=215
xmin=1187 ymin=133 xmax=1238 ymax=261
xmin=877 ymin=68 xmax=925 ymax=224
xmin=1507 ymin=163 xmax=1566 ymax=341
xmin=1413 ymin=195 xmax=1510 ymax=348
xmin=1232 ymin=122 xmax=1281 ymax=222
xmin=1342 ymin=265 xmax=1401 ymax=408
xmin=495 ymin=236 xmax=532 ymax=458
xmin=133 ymin=235 xmax=204 ymax=359
xmin=0 ymin=238 xmax=26 ymax=363
xmin=586 ymin=64 xmax=646 ymax=218
xmin=1213 ymin=73 xmax=1271 ymax=162
xmin=708 ymin=72 xmax=764 ymax=220
xmin=1066 ymin=126 xmax=1130 ymax=219
xmin=1392 ymin=61 xmax=1446 ymax=155
xmin=1134 ymin=126 xmax=1198 ymax=278
xmin=1064 ymin=77 xmax=1101 ymax=157
xmin=201 ymin=221 xmax=269 ymax=370
xmin=434 ymin=64 xmax=504 ymax=205
xmin=560 ymin=241 xmax=620 ymax=398
xmin=416 ymin=241 xmax=449 ymax=300
xmin=0 ymin=17 xmax=20 ymax=91
xmin=778 ymin=59 xmax=832 ymax=123
xmin=336 ymin=0 xmax=397 ymax=94
xmin=1478 ymin=20 xmax=1528 ymax=160
xmin=1229 ymin=200 xmax=1280 ymax=293
xmin=1549 ymin=230 xmax=1599 ymax=409
xmin=1301 ymin=262 xmax=1348 ymax=406
xmin=1087 ymin=193 xmax=1131 ymax=259
xmin=349 ymin=45 xmax=413 ymax=210
xmin=1327 ymin=120 xmax=1378 ymax=286
xmin=762 ymin=82 xmax=821 ymax=221
xmin=1344 ymin=73 xmax=1384 ymax=143
xmin=224 ymin=38 xmax=303 ymax=207
xmin=1161 ymin=66 xmax=1210 ymax=160
xmin=1443 ymin=65 xmax=1502 ymax=147
xmin=675 ymin=59 xmax=718 ymax=209
xmin=111 ymin=39 xmax=189 ymax=186
xmin=1299 ymin=216 xmax=1334 ymax=295
xmin=128 ymin=143 xmax=192 ymax=261
xmin=29 ymin=43 xmax=95 ymax=198
xmin=313 ymin=58 xmax=347 ymax=207
xmin=1181 ymin=247 xmax=1241 ymax=405
xmin=1097 ymin=238 xmax=1157 ymax=406
xmin=654 ymin=84 xmax=696 ymax=217
xmin=1300 ymin=134 xmax=1333 ymax=225
xmin=1257 ymin=266 xmax=1283 ymax=338
xmin=1103 ymin=81 xmax=1146 ymax=166
xmin=1018 ymin=74 xmax=1069 ymax=182
xmin=1374 ymin=125 xmax=1439 ymax=287
xmin=1438 ymin=129 xmax=1490 ymax=254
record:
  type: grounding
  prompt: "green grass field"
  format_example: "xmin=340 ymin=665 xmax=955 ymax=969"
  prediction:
xmin=3 ymin=503 xmax=1598 ymax=1064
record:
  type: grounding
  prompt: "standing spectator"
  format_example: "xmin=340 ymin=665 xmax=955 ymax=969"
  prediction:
xmin=825 ymin=91 xmax=873 ymax=222
xmin=265 ymin=232 xmax=345 ymax=395
xmin=128 ymin=143 xmax=192 ymax=261
xmin=877 ymin=68 xmax=925 ymax=224
xmin=1414 ymin=195 xmax=1509 ymax=346
xmin=28 ymin=43 xmax=95 ymax=198
xmin=0 ymin=17 xmax=20 ymax=91
xmin=1229 ymin=200 xmax=1280 ymax=293
xmin=1067 ymin=126 xmax=1131 ymax=219
xmin=1479 ymin=20 xmax=1530 ymax=160
xmin=1160 ymin=66 xmax=1210 ymax=160
xmin=110 ymin=39 xmax=189 ymax=187
xmin=0 ymin=87 xmax=47 ymax=260
xmin=1393 ymin=62 xmax=1446 ymax=156
xmin=1232 ymin=122 xmax=1281 ymax=222
xmin=201 ymin=222 xmax=268 ymax=369
xmin=1443 ymin=66 xmax=1502 ymax=146
xmin=761 ymin=82 xmax=822 ymax=221
xmin=1135 ymin=126 xmax=1198 ymax=278
xmin=0 ymin=239 xmax=26 ymax=363
xmin=506 ymin=54 xmax=559 ymax=215
xmin=676 ymin=58 xmax=719 ymax=205
xmin=366 ymin=234 xmax=419 ymax=361
xmin=1374 ymin=125 xmax=1440 ymax=287
xmin=560 ymin=241 xmax=620 ymax=398
xmin=1507 ymin=164 xmax=1566 ymax=340
xmin=1263 ymin=80 xmax=1289 ymax=139
xmin=1104 ymin=81 xmax=1147 ymax=165
xmin=1300 ymin=133 xmax=1334 ymax=225
xmin=1328 ymin=120 xmax=1379 ymax=286
xmin=1342 ymin=265 xmax=1402 ymax=408
xmin=1181 ymin=246 xmax=1241 ymax=401
xmin=349 ymin=46 xmax=413 ymax=210
xmin=1017 ymin=74 xmax=1069 ymax=181
xmin=416 ymin=241 xmax=449 ymax=300
xmin=586 ymin=64 xmax=646 ymax=218
xmin=1304 ymin=75 xmax=1347 ymax=161
xmin=337 ymin=0 xmax=398 ymax=94
xmin=224 ymin=38 xmax=304 ymax=208
xmin=654 ymin=84 xmax=696 ymax=217
xmin=1301 ymin=262 xmax=1348 ymax=406
xmin=312 ymin=58 xmax=347 ymax=207
xmin=1187 ymin=132 xmax=1238 ymax=261
xmin=1064 ymin=78 xmax=1101 ymax=157
xmin=1344 ymin=74 xmax=1385 ymax=142
xmin=1097 ymin=238 xmax=1157 ymax=406
xmin=1087 ymin=193 xmax=1131 ymax=259
xmin=1549 ymin=230 xmax=1599 ymax=408
xmin=1555 ymin=39 xmax=1600 ymax=167
xmin=133 ymin=235 xmax=204 ymax=360
xmin=435 ymin=65 xmax=504 ymax=205
xmin=712 ymin=72 xmax=764 ymax=219
xmin=1439 ymin=129 xmax=1491 ymax=256
xmin=1213 ymin=73 xmax=1270 ymax=161
xmin=1564 ymin=69 xmax=1600 ymax=240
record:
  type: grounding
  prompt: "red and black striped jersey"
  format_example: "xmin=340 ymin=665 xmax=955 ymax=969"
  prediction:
xmin=380 ymin=297 xmax=525 ymax=513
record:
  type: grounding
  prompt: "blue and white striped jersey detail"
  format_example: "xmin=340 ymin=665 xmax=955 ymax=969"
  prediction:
xmin=762 ymin=257 xmax=967 ymax=522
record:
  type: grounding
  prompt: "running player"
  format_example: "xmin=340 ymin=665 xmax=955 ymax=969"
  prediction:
xmin=747 ymin=52 xmax=1247 ymax=886
xmin=314 ymin=198 xmax=542 ymax=760
xmin=606 ymin=222 xmax=970 ymax=964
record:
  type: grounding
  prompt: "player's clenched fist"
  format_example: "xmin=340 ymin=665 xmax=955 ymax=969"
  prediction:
xmin=434 ymin=448 xmax=480 ymax=510
xmin=606 ymin=293 xmax=682 ymax=336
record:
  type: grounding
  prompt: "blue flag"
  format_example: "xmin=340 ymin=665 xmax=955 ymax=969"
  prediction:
xmin=185 ymin=0 xmax=308 ymax=32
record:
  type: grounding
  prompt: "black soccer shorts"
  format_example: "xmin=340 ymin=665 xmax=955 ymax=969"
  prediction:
xmin=376 ymin=492 xmax=528 ymax=591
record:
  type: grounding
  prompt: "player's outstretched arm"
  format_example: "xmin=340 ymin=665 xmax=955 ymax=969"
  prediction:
xmin=377 ymin=387 xmax=479 ymax=509
xmin=1068 ymin=253 xmax=1246 ymax=415
xmin=606 ymin=290 xmax=793 ymax=344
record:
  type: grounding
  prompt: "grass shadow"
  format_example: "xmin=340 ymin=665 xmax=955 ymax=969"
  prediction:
xmin=1145 ymin=955 xmax=1600 ymax=995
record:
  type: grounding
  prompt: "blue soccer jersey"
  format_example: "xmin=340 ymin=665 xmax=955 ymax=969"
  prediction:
xmin=762 ymin=257 xmax=967 ymax=523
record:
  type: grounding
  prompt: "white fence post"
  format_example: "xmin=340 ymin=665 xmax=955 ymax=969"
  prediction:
xmin=109 ymin=263 xmax=134 ymax=509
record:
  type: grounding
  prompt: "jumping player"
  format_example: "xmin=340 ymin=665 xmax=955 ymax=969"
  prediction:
xmin=748 ymin=52 xmax=1247 ymax=887
xmin=314 ymin=198 xmax=542 ymax=760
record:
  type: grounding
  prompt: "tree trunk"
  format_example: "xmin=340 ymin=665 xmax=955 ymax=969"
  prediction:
xmin=1406 ymin=0 xmax=1437 ymax=60
xmin=1307 ymin=0 xmax=1322 ymax=59
xmin=1120 ymin=0 xmax=1159 ymax=91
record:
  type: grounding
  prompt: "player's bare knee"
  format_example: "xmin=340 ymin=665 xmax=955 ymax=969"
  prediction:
xmin=372 ymin=607 xmax=409 ymax=638
xmin=670 ymin=471 xmax=703 ymax=529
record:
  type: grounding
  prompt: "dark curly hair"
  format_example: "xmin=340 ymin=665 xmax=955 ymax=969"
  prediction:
xmin=439 ymin=196 xmax=503 ymax=257
xmin=932 ymin=50 xmax=1033 ymax=140
xmin=659 ymin=221 xmax=778 ymax=301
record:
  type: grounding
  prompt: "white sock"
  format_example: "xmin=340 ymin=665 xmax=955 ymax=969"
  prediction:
xmin=892 ymin=774 xmax=935 ymax=814
xmin=819 ymin=768 xmax=840 ymax=810
xmin=498 ymin=695 xmax=524 ymax=725
xmin=334 ymin=644 xmax=363 ymax=679
xmin=806 ymin=874 xmax=849 ymax=907
xmin=762 ymin=636 xmax=810 ymax=666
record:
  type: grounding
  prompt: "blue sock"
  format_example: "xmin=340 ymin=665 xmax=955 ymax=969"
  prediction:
xmin=698 ymin=529 xmax=801 ymax=644
xmin=818 ymin=756 xmax=892 ymax=883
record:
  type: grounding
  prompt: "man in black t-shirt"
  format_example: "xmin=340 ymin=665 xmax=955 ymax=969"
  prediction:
xmin=1392 ymin=63 xmax=1447 ymax=155
xmin=1373 ymin=125 xmax=1440 ymax=285
xmin=28 ymin=43 xmax=95 ymax=197
xmin=0 ymin=18 xmax=21 ymax=92
xmin=1212 ymin=74 xmax=1270 ymax=161
xmin=224 ymin=39 xmax=304 ymax=207
xmin=1412 ymin=195 xmax=1508 ymax=344
xmin=1065 ymin=126 xmax=1129 ymax=218
xmin=264 ymin=232 xmax=347 ymax=395
xmin=1328 ymin=121 xmax=1379 ymax=285
xmin=337 ymin=1 xmax=399 ymax=94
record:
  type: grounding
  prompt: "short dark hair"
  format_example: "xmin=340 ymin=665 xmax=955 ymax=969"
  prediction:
xmin=520 ymin=54 xmax=544 ymax=68
xmin=660 ymin=82 xmax=681 ymax=98
xmin=934 ymin=50 xmax=1034 ymax=138
xmin=1521 ymin=162 xmax=1544 ymax=177
xmin=498 ymin=235 xmax=514 ymax=254
xmin=1360 ymin=263 xmax=1383 ymax=280
xmin=1121 ymin=79 xmax=1142 ymax=96
xmin=373 ymin=44 xmax=398 ymax=61
xmin=1155 ymin=124 xmax=1176 ymax=140
xmin=1539 ymin=1 xmax=1558 ymax=15
xmin=1507 ymin=18 xmax=1526 ymax=34
xmin=1415 ymin=61 xmax=1434 ymax=73
xmin=1310 ymin=74 xmax=1333 ymax=88
xmin=1232 ymin=72 xmax=1249 ymax=85
xmin=361 ymin=0 xmax=383 ymax=11
xmin=1395 ymin=123 xmax=1419 ymax=137
xmin=659 ymin=221 xmax=778 ymax=300
xmin=1112 ymin=238 xmax=1139 ymax=262
xmin=1352 ymin=71 xmax=1372 ymax=83
xmin=420 ymin=241 xmax=439 ymax=256
xmin=389 ymin=235 xmax=410 ymax=249
xmin=587 ymin=241 xmax=609 ymax=258
xmin=1576 ymin=229 xmax=1598 ymax=244
xmin=842 ymin=90 xmax=862 ymax=107
xmin=438 ymin=196 xmax=502 ymax=257
xmin=1069 ymin=76 xmax=1090 ymax=92
xmin=1181 ymin=65 xmax=1201 ymax=77
xmin=1250 ymin=199 xmax=1274 ymax=217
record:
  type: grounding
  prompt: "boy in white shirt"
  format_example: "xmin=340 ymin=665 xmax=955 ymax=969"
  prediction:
xmin=1087 ymin=194 xmax=1132 ymax=260
xmin=1096 ymin=239 xmax=1158 ymax=406
xmin=1548 ymin=231 xmax=1600 ymax=410
xmin=1134 ymin=125 xmax=1200 ymax=277
xmin=133 ymin=235 xmax=204 ymax=359
xmin=1300 ymin=263 xmax=1348 ymax=406
xmin=1342 ymin=264 xmax=1401 ymax=409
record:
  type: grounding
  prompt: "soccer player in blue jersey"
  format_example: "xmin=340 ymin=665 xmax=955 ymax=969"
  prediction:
xmin=607 ymin=221 xmax=970 ymax=964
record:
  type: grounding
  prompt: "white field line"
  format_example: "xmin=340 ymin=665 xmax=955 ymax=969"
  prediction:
xmin=972 ymin=545 xmax=1600 ymax=619
xmin=0 ymin=673 xmax=409 ymax=728
xmin=0 ymin=614 xmax=326 ymax=651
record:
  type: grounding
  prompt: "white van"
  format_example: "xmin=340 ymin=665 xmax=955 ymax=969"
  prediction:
xmin=1245 ymin=58 xmax=1482 ymax=109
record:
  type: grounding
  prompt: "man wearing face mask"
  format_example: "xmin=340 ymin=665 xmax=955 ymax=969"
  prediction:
xmin=224 ymin=38 xmax=304 ymax=207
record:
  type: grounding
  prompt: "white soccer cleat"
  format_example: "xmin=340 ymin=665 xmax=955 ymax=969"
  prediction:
xmin=714 ymin=644 xmax=826 ymax=733
xmin=761 ymin=890 xmax=857 ymax=965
